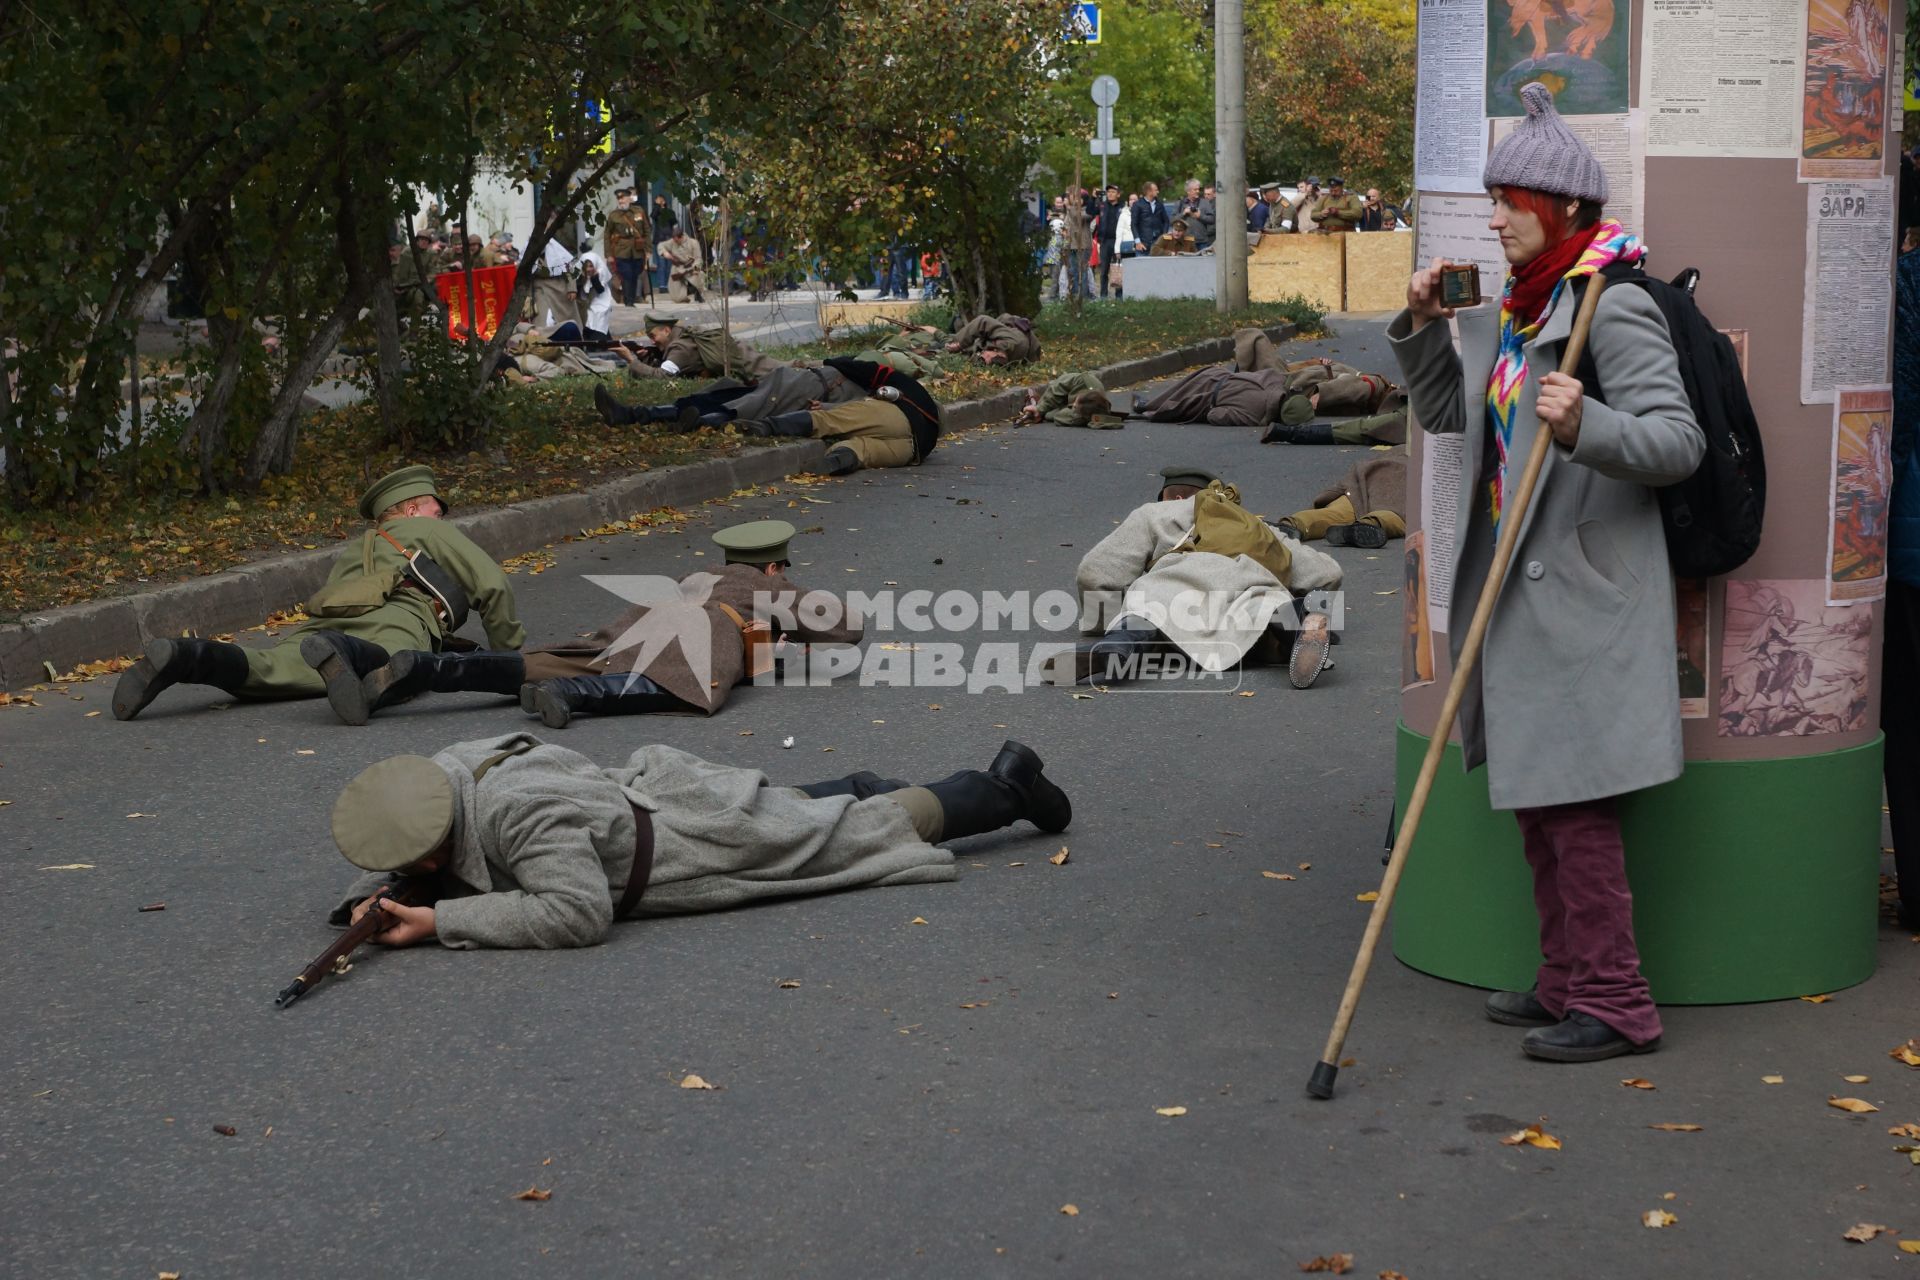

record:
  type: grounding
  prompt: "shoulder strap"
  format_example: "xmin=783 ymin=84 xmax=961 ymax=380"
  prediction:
xmin=471 ymin=741 xmax=534 ymax=783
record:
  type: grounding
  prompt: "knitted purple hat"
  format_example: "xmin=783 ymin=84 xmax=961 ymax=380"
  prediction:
xmin=1482 ymin=83 xmax=1609 ymax=204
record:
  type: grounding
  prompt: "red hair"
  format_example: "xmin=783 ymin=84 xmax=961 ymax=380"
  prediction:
xmin=1491 ymin=185 xmax=1600 ymax=245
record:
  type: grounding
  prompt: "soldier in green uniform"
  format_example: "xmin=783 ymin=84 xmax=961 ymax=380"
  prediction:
xmin=602 ymin=188 xmax=651 ymax=306
xmin=613 ymin=312 xmax=783 ymax=382
xmin=1308 ymin=176 xmax=1365 ymax=234
xmin=392 ymin=231 xmax=437 ymax=315
xmin=1018 ymin=372 xmax=1121 ymax=428
xmin=336 ymin=519 xmax=862 ymax=728
xmin=321 ymin=733 xmax=1073 ymax=950
xmin=111 ymin=467 xmax=524 ymax=721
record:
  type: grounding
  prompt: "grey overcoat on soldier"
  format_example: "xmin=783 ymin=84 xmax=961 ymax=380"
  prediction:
xmin=950 ymin=314 xmax=1039 ymax=362
xmin=1387 ymin=284 xmax=1703 ymax=810
xmin=1311 ymin=456 xmax=1407 ymax=524
xmin=521 ymin=563 xmax=862 ymax=712
xmin=1138 ymin=365 xmax=1290 ymax=427
xmin=724 ymin=365 xmax=865 ymax=421
xmin=332 ymin=734 xmax=954 ymax=948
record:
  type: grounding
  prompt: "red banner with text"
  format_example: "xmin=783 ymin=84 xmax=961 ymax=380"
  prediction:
xmin=435 ymin=265 xmax=517 ymax=342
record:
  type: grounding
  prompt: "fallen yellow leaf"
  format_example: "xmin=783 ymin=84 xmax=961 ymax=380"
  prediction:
xmin=84 ymin=710 xmax=100 ymax=717
xmin=1902 ymin=1241 xmax=1920 ymax=1255
xmin=909 ymin=917 xmax=928 ymax=925
xmin=1890 ymin=1041 xmax=1920 ymax=1067
xmin=1298 ymin=862 xmax=1312 ymax=870
xmin=1842 ymin=1074 xmax=1870 ymax=1084
xmin=1642 ymin=1209 xmax=1677 ymax=1229
xmin=1236 ymin=690 xmax=1256 ymax=697
xmin=1620 ymin=1078 xmax=1655 ymax=1090
xmin=1059 ymin=1204 xmax=1079 ymax=1216
xmin=294 ymin=749 xmax=316 ymax=756
xmin=512 ymin=1187 xmax=552 ymax=1201
xmin=1886 ymin=1123 xmax=1920 ymax=1138
xmin=1800 ymin=994 xmax=1831 ymax=1004
xmin=1049 ymin=847 xmax=1070 ymax=866
xmin=1356 ymin=891 xmax=1379 ymax=903
xmin=39 ymin=863 xmax=94 ymax=871
xmin=1499 ymin=1123 xmax=1561 ymax=1150
xmin=1829 ymin=1096 xmax=1879 ymax=1114
xmin=1262 ymin=871 xmax=1297 ymax=881
xmin=1761 ymin=1075 xmax=1785 ymax=1085
xmin=1646 ymin=1123 xmax=1703 ymax=1132
xmin=679 ymin=1074 xmax=717 ymax=1091
xmin=777 ymin=980 xmax=801 ymax=989
xmin=1842 ymin=1223 xmax=1890 ymax=1242
xmin=1154 ymin=1105 xmax=1188 ymax=1117
xmin=1296 ymin=1254 xmax=1353 ymax=1274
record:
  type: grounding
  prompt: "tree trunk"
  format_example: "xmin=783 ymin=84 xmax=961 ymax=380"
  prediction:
xmin=182 ymin=319 xmax=249 ymax=493
xmin=370 ymin=261 xmax=404 ymax=436
xmin=243 ymin=289 xmax=360 ymax=487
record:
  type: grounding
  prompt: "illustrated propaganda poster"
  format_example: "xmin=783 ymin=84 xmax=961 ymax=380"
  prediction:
xmin=1487 ymin=0 xmax=1632 ymax=117
xmin=1675 ymin=577 xmax=1710 ymax=719
xmin=1799 ymin=0 xmax=1893 ymax=180
xmin=1826 ymin=385 xmax=1895 ymax=604
xmin=1718 ymin=579 xmax=1873 ymax=738
xmin=1403 ymin=531 xmax=1437 ymax=691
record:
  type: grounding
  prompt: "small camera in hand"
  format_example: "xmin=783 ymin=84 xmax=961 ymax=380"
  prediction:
xmin=1439 ymin=263 xmax=1482 ymax=309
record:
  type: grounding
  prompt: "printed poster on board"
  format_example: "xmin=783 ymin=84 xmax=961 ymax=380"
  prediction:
xmin=1825 ymin=385 xmax=1895 ymax=605
xmin=1487 ymin=0 xmax=1632 ymax=117
xmin=1799 ymin=0 xmax=1893 ymax=180
xmin=1718 ymin=579 xmax=1872 ymax=738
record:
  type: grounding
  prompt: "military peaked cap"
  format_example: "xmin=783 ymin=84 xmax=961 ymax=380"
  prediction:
xmin=713 ymin=519 xmax=797 ymax=566
xmin=331 ymin=755 xmax=454 ymax=872
xmin=358 ymin=465 xmax=446 ymax=521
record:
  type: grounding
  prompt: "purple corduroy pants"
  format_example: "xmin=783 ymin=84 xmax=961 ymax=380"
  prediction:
xmin=1514 ymin=796 xmax=1663 ymax=1045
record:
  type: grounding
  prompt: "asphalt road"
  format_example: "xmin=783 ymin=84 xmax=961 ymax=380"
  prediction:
xmin=3 ymin=318 xmax=1914 ymax=1279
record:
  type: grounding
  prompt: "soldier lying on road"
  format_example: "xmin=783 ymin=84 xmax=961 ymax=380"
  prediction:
xmin=325 ymin=734 xmax=1073 ymax=949
xmin=1018 ymin=372 xmax=1122 ymax=428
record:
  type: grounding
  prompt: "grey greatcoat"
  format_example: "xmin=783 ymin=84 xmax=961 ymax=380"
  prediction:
xmin=1387 ymin=283 xmax=1703 ymax=810
xmin=332 ymin=734 xmax=953 ymax=948
xmin=1138 ymin=364 xmax=1291 ymax=427
xmin=723 ymin=365 xmax=865 ymax=421
xmin=1075 ymin=498 xmax=1343 ymax=670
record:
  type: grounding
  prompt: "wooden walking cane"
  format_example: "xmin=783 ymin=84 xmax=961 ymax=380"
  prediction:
xmin=1306 ymin=273 xmax=1610 ymax=1100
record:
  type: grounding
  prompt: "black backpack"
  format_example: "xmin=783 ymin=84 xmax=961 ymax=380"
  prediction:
xmin=1570 ymin=262 xmax=1766 ymax=579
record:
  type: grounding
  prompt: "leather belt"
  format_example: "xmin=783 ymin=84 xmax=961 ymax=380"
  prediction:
xmin=394 ymin=579 xmax=448 ymax=624
xmin=714 ymin=602 xmax=774 ymax=677
xmin=616 ymin=800 xmax=655 ymax=919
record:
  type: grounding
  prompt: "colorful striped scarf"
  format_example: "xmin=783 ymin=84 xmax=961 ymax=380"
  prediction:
xmin=1485 ymin=222 xmax=1646 ymax=537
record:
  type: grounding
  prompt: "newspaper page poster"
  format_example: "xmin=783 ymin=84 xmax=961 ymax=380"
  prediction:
xmin=1718 ymin=579 xmax=1873 ymax=737
xmin=1799 ymin=0 xmax=1893 ymax=180
xmin=1825 ymin=385 xmax=1895 ymax=605
xmin=1493 ymin=111 xmax=1645 ymax=235
xmin=1417 ymin=0 xmax=1491 ymax=192
xmin=1415 ymin=192 xmax=1507 ymax=286
xmin=1403 ymin=531 xmax=1438 ymax=691
xmin=1800 ymin=181 xmax=1895 ymax=403
xmin=1487 ymin=0 xmax=1632 ymax=117
xmin=1643 ymin=0 xmax=1804 ymax=157
xmin=1676 ymin=578 xmax=1710 ymax=718
xmin=1418 ymin=430 xmax=1467 ymax=636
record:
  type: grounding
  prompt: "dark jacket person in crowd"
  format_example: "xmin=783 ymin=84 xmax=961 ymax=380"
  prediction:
xmin=1387 ymin=83 xmax=1704 ymax=1064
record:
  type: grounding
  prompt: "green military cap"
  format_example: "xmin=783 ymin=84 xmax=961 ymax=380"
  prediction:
xmin=642 ymin=312 xmax=680 ymax=330
xmin=1259 ymin=182 xmax=1282 ymax=193
xmin=712 ymin=518 xmax=796 ymax=566
xmin=331 ymin=755 xmax=454 ymax=872
xmin=358 ymin=464 xmax=446 ymax=521
xmin=1158 ymin=466 xmax=1218 ymax=492
xmin=1279 ymin=394 xmax=1316 ymax=426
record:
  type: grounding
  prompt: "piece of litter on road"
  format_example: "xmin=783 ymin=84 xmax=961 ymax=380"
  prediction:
xmin=782 ymin=736 xmax=795 ymax=748
xmin=139 ymin=903 xmax=166 ymax=912
xmin=212 ymin=1124 xmax=238 ymax=1136
xmin=1049 ymin=848 xmax=1070 ymax=865
xmin=1761 ymin=1074 xmax=1785 ymax=1084
xmin=126 ymin=812 xmax=155 ymax=819
xmin=1642 ymin=1210 xmax=1677 ymax=1229
xmin=678 ymin=1074 xmax=718 ymax=1091
xmin=777 ymin=980 xmax=801 ymax=989
xmin=294 ymin=749 xmax=316 ymax=756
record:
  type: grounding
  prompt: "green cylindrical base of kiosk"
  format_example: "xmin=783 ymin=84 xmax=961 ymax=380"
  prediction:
xmin=1390 ymin=723 xmax=1883 ymax=1004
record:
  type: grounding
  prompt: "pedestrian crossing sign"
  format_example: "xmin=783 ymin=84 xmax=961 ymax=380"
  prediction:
xmin=1067 ymin=3 xmax=1101 ymax=44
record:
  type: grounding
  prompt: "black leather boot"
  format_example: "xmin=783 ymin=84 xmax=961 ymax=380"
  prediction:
xmin=923 ymin=739 xmax=1074 ymax=841
xmin=822 ymin=446 xmax=860 ymax=475
xmin=361 ymin=649 xmax=528 ymax=718
xmin=593 ymin=383 xmax=642 ymax=426
xmin=1325 ymin=521 xmax=1389 ymax=549
xmin=522 ymin=673 xmax=687 ymax=729
xmin=1259 ymin=421 xmax=1336 ymax=446
xmin=112 ymin=637 xmax=251 ymax=720
xmin=738 ymin=410 xmax=816 ymax=438
xmin=986 ymin=739 xmax=1071 ymax=832
xmin=794 ymin=771 xmax=911 ymax=800
xmin=301 ymin=631 xmax=397 ymax=725
xmin=1522 ymin=1012 xmax=1660 ymax=1062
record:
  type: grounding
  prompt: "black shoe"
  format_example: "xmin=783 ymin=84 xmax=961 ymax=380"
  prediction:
xmin=525 ymin=674 xmax=686 ymax=729
xmin=987 ymin=739 xmax=1071 ymax=833
xmin=112 ymin=637 xmax=251 ymax=720
xmin=1522 ymin=1012 xmax=1661 ymax=1063
xmin=822 ymin=446 xmax=860 ymax=475
xmin=1484 ymin=988 xmax=1556 ymax=1027
xmin=1325 ymin=522 xmax=1389 ymax=549
xmin=1289 ymin=613 xmax=1332 ymax=689
xmin=593 ymin=383 xmax=639 ymax=426
xmin=301 ymin=631 xmax=395 ymax=726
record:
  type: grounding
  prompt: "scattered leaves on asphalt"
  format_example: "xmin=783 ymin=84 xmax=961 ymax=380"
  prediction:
xmin=1620 ymin=1078 xmax=1655 ymax=1090
xmin=1297 ymin=1254 xmax=1353 ymax=1274
xmin=1059 ymin=1204 xmax=1079 ymax=1217
xmin=1890 ymin=1040 xmax=1920 ymax=1067
xmin=1263 ymin=871 xmax=1297 ymax=881
xmin=1154 ymin=1105 xmax=1188 ymax=1117
xmin=678 ymin=1074 xmax=718 ymax=1091
xmin=1829 ymin=1096 xmax=1879 ymax=1114
xmin=1887 ymin=1123 xmax=1920 ymax=1138
xmin=512 ymin=1187 xmax=552 ymax=1202
xmin=1843 ymin=1223 xmax=1891 ymax=1242
xmin=1499 ymin=1123 xmax=1560 ymax=1150
xmin=1049 ymin=847 xmax=1070 ymax=866
xmin=1641 ymin=1210 xmax=1677 ymax=1229
xmin=1647 ymin=1123 xmax=1703 ymax=1132
xmin=1762 ymin=1075 xmax=1785 ymax=1084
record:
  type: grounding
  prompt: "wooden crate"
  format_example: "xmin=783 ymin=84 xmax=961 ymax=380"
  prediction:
xmin=1343 ymin=233 xmax=1416 ymax=313
xmin=1248 ymin=232 xmax=1344 ymax=311
xmin=816 ymin=299 xmax=921 ymax=332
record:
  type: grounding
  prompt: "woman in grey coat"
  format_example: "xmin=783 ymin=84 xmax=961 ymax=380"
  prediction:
xmin=1387 ymin=83 xmax=1703 ymax=1063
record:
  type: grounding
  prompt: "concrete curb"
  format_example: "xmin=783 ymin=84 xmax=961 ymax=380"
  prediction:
xmin=2 ymin=321 xmax=1294 ymax=688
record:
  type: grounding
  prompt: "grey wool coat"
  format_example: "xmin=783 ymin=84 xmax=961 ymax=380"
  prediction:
xmin=1387 ymin=282 xmax=1704 ymax=810
xmin=333 ymin=733 xmax=953 ymax=948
